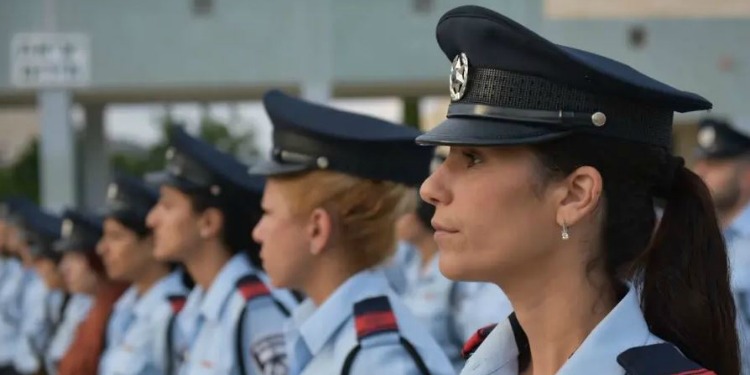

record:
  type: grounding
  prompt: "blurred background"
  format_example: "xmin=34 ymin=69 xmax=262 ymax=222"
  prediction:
xmin=0 ymin=0 xmax=748 ymax=211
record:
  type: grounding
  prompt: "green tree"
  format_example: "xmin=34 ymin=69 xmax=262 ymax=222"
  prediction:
xmin=0 ymin=139 xmax=40 ymax=203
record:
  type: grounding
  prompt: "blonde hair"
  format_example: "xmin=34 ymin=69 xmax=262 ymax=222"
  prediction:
xmin=275 ymin=170 xmax=412 ymax=268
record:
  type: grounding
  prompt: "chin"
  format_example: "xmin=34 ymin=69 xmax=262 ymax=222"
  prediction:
xmin=438 ymin=251 xmax=482 ymax=282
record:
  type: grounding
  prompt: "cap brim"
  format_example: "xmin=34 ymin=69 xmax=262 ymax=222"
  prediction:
xmin=416 ymin=117 xmax=573 ymax=146
xmin=248 ymin=159 xmax=311 ymax=177
xmin=144 ymin=171 xmax=201 ymax=191
xmin=53 ymin=238 xmax=93 ymax=253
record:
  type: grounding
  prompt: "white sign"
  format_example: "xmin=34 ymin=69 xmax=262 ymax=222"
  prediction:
xmin=10 ymin=33 xmax=90 ymax=88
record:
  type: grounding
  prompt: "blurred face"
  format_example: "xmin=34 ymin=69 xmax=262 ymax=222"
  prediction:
xmin=396 ymin=213 xmax=425 ymax=244
xmin=33 ymin=257 xmax=65 ymax=290
xmin=60 ymin=252 xmax=100 ymax=294
xmin=98 ymin=218 xmax=155 ymax=282
xmin=693 ymin=158 xmax=746 ymax=213
xmin=420 ymin=146 xmax=559 ymax=282
xmin=146 ymin=186 xmax=203 ymax=262
xmin=252 ymin=179 xmax=315 ymax=289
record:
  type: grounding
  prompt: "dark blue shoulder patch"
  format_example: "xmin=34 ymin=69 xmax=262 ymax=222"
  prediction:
xmin=617 ymin=343 xmax=716 ymax=375
xmin=353 ymin=296 xmax=399 ymax=341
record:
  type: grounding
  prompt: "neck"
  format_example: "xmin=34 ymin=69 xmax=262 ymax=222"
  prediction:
xmin=498 ymin=250 xmax=616 ymax=375
xmin=413 ymin=232 xmax=439 ymax=269
xmin=301 ymin=249 xmax=362 ymax=306
xmin=184 ymin=240 xmax=233 ymax=290
xmin=133 ymin=264 xmax=170 ymax=297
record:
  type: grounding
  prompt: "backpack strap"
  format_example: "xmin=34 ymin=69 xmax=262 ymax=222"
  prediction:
xmin=235 ymin=274 xmax=291 ymax=375
xmin=461 ymin=324 xmax=497 ymax=360
xmin=617 ymin=343 xmax=716 ymax=375
xmin=165 ymin=295 xmax=187 ymax=375
xmin=340 ymin=296 xmax=430 ymax=375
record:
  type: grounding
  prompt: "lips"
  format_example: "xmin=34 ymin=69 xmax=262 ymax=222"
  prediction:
xmin=431 ymin=220 xmax=459 ymax=234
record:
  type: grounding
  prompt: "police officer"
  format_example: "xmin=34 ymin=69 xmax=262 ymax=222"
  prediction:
xmin=692 ymin=117 xmax=750 ymax=373
xmin=0 ymin=199 xmax=26 ymax=375
xmin=97 ymin=174 xmax=189 ymax=375
xmin=397 ymin=195 xmax=512 ymax=371
xmin=0 ymin=198 xmax=36 ymax=375
xmin=146 ymin=126 xmax=297 ymax=375
xmin=11 ymin=201 xmax=66 ymax=375
xmin=417 ymin=5 xmax=737 ymax=374
xmin=250 ymin=90 xmax=454 ymax=375
xmin=55 ymin=209 xmax=128 ymax=375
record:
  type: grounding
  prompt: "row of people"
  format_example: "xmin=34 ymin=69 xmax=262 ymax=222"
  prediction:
xmin=1 ymin=3 xmax=747 ymax=374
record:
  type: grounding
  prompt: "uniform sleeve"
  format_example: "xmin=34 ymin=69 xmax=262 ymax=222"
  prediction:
xmin=242 ymin=299 xmax=290 ymax=375
xmin=14 ymin=280 xmax=50 ymax=373
xmin=452 ymin=282 xmax=512 ymax=341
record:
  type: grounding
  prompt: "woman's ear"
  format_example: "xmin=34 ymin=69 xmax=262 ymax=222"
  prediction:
xmin=307 ymin=208 xmax=334 ymax=255
xmin=555 ymin=166 xmax=603 ymax=228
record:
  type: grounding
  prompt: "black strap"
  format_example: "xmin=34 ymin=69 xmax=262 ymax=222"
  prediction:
xmin=236 ymin=304 xmax=250 ymax=375
xmin=340 ymin=338 xmax=430 ymax=375
xmin=165 ymin=313 xmax=179 ymax=375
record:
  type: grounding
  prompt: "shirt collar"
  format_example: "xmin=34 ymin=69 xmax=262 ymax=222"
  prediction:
xmin=113 ymin=286 xmax=139 ymax=315
xmin=200 ymin=253 xmax=253 ymax=322
xmin=292 ymin=269 xmax=391 ymax=355
xmin=467 ymin=285 xmax=655 ymax=375
xmin=133 ymin=272 xmax=187 ymax=318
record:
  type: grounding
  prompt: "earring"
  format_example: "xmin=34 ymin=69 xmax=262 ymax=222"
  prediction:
xmin=561 ymin=222 xmax=570 ymax=240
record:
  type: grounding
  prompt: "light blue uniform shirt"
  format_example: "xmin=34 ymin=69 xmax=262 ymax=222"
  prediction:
xmin=461 ymin=286 xmax=665 ymax=375
xmin=98 ymin=272 xmax=188 ymax=375
xmin=401 ymin=248 xmax=512 ymax=371
xmin=176 ymin=253 xmax=296 ymax=375
xmin=0 ymin=260 xmax=28 ymax=365
xmin=725 ymin=204 xmax=750 ymax=375
xmin=285 ymin=269 xmax=454 ymax=375
xmin=13 ymin=271 xmax=56 ymax=374
xmin=44 ymin=293 xmax=94 ymax=375
xmin=381 ymin=242 xmax=418 ymax=295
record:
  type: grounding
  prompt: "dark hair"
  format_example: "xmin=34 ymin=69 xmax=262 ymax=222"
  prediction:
xmin=185 ymin=190 xmax=262 ymax=268
xmin=530 ymin=134 xmax=739 ymax=375
xmin=416 ymin=196 xmax=436 ymax=232
xmin=110 ymin=213 xmax=152 ymax=238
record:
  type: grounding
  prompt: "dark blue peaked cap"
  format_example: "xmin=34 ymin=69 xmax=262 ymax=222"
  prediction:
xmin=14 ymin=203 xmax=63 ymax=260
xmin=148 ymin=126 xmax=264 ymax=199
xmin=417 ymin=5 xmax=712 ymax=148
xmin=106 ymin=173 xmax=158 ymax=232
xmin=695 ymin=118 xmax=750 ymax=159
xmin=251 ymin=90 xmax=434 ymax=186
xmin=54 ymin=209 xmax=103 ymax=254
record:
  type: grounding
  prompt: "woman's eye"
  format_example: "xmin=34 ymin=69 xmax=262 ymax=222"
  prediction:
xmin=462 ymin=151 xmax=482 ymax=167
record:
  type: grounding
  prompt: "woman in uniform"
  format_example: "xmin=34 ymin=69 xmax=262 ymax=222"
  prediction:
xmin=250 ymin=90 xmax=454 ymax=375
xmin=97 ymin=174 xmax=188 ymax=375
xmin=146 ymin=126 xmax=297 ymax=375
xmin=56 ymin=209 xmax=128 ymax=375
xmin=417 ymin=5 xmax=739 ymax=375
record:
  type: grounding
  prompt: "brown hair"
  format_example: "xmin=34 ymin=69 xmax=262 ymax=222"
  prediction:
xmin=530 ymin=134 xmax=739 ymax=374
xmin=275 ymin=170 xmax=411 ymax=269
xmin=57 ymin=281 xmax=128 ymax=375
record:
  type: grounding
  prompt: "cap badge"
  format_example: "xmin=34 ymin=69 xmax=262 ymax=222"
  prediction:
xmin=698 ymin=126 xmax=716 ymax=149
xmin=450 ymin=53 xmax=469 ymax=101
xmin=61 ymin=219 xmax=74 ymax=239
xmin=106 ymin=183 xmax=119 ymax=201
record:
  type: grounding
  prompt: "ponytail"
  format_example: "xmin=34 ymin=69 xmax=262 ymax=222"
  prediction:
xmin=640 ymin=167 xmax=739 ymax=375
xmin=531 ymin=135 xmax=741 ymax=374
